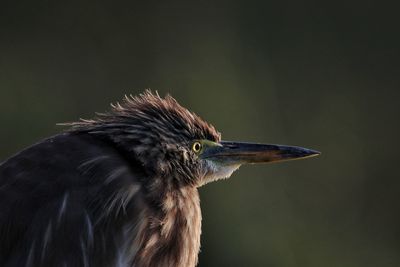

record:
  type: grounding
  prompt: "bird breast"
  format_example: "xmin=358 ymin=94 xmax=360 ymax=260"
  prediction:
xmin=133 ymin=187 xmax=202 ymax=267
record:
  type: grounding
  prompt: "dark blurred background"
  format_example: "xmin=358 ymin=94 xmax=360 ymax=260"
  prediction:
xmin=1 ymin=1 xmax=399 ymax=266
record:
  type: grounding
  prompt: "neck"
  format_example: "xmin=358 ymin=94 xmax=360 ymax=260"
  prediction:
xmin=135 ymin=186 xmax=202 ymax=267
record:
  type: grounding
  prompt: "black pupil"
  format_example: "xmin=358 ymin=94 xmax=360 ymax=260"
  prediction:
xmin=195 ymin=143 xmax=200 ymax=151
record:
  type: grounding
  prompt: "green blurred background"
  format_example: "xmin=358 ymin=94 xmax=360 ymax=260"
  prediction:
xmin=1 ymin=1 xmax=399 ymax=266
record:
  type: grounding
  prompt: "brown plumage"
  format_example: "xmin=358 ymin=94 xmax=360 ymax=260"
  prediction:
xmin=0 ymin=91 xmax=319 ymax=267
xmin=64 ymin=91 xmax=220 ymax=266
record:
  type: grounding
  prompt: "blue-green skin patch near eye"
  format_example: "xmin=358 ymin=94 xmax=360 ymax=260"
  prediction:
xmin=193 ymin=140 xmax=221 ymax=155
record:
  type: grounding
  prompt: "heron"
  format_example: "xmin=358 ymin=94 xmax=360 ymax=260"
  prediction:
xmin=0 ymin=91 xmax=319 ymax=267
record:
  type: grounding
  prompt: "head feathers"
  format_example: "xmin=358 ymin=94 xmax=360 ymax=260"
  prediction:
xmin=66 ymin=90 xmax=220 ymax=143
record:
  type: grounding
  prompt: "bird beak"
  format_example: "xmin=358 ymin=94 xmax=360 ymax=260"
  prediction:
xmin=202 ymin=141 xmax=320 ymax=165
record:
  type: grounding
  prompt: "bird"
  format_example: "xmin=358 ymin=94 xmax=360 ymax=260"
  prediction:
xmin=0 ymin=91 xmax=319 ymax=267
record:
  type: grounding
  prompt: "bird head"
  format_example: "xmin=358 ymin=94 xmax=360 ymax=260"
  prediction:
xmin=68 ymin=91 xmax=319 ymax=187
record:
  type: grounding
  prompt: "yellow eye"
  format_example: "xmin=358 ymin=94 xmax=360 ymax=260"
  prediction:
xmin=192 ymin=142 xmax=202 ymax=153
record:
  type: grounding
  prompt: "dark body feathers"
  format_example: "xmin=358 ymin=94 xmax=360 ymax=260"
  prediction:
xmin=0 ymin=133 xmax=146 ymax=266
